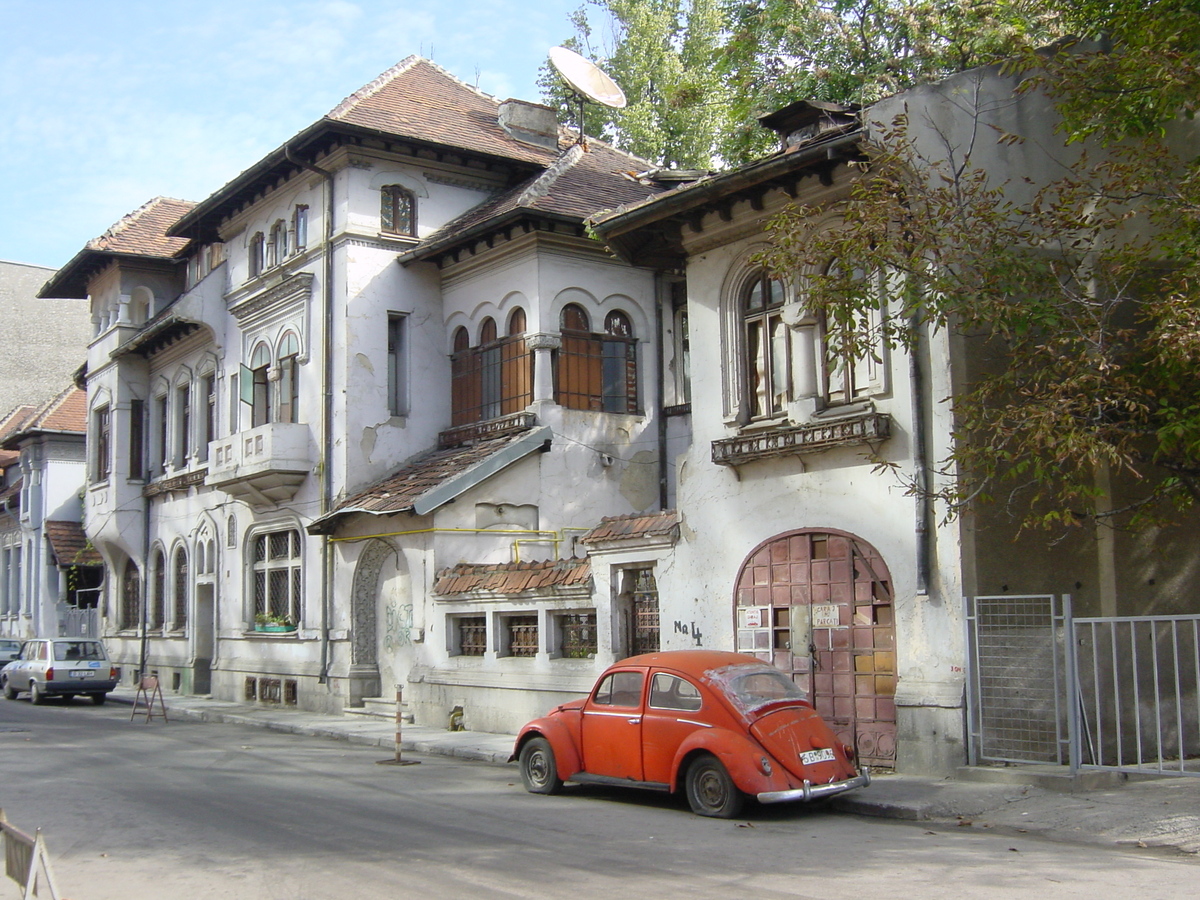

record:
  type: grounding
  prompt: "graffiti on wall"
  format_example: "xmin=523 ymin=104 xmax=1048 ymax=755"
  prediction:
xmin=673 ymin=620 xmax=704 ymax=647
xmin=383 ymin=600 xmax=414 ymax=654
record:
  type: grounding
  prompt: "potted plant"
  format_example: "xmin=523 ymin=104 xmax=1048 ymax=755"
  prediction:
xmin=254 ymin=613 xmax=297 ymax=633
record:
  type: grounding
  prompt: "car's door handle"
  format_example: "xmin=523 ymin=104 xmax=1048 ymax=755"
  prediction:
xmin=628 ymin=718 xmax=640 ymax=725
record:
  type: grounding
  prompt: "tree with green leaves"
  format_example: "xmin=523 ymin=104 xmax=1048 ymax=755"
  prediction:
xmin=757 ymin=1 xmax=1200 ymax=528
xmin=538 ymin=0 xmax=730 ymax=169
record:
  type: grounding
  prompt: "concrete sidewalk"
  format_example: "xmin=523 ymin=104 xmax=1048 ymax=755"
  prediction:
xmin=111 ymin=687 xmax=1200 ymax=857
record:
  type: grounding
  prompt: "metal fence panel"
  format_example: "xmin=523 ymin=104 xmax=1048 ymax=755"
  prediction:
xmin=966 ymin=594 xmax=1066 ymax=765
xmin=1072 ymin=615 xmax=1200 ymax=776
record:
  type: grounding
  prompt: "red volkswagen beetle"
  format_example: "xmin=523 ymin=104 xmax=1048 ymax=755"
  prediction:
xmin=512 ymin=650 xmax=869 ymax=818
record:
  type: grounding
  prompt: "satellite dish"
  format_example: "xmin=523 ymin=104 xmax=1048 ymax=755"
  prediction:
xmin=549 ymin=46 xmax=627 ymax=109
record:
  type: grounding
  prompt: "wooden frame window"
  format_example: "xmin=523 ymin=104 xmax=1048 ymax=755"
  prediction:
xmin=128 ymin=398 xmax=145 ymax=479
xmin=151 ymin=549 xmax=165 ymax=629
xmin=387 ymin=314 xmax=407 ymax=417
xmin=251 ymin=529 xmax=302 ymax=626
xmin=555 ymin=304 xmax=638 ymax=413
xmin=277 ymin=333 xmax=300 ymax=424
xmin=250 ymin=342 xmax=271 ymax=427
xmin=249 ymin=232 xmax=265 ymax=278
xmin=381 ymin=185 xmax=416 ymax=236
xmin=450 ymin=310 xmax=531 ymax=426
xmin=742 ymin=271 xmax=788 ymax=420
xmin=172 ymin=546 xmax=188 ymax=630
xmin=92 ymin=405 xmax=111 ymax=482
xmin=121 ymin=561 xmax=140 ymax=632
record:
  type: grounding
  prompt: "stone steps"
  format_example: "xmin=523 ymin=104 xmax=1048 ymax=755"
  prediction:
xmin=343 ymin=696 xmax=413 ymax=723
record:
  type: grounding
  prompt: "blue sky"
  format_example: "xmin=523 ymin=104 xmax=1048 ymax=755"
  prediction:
xmin=0 ymin=0 xmax=584 ymax=270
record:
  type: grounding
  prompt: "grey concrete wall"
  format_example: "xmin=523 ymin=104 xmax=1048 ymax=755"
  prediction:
xmin=0 ymin=260 xmax=90 ymax=415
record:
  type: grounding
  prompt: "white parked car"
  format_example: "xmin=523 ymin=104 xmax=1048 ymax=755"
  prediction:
xmin=1 ymin=638 xmax=118 ymax=705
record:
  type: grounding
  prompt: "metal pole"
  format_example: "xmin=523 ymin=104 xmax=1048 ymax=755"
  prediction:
xmin=376 ymin=684 xmax=419 ymax=766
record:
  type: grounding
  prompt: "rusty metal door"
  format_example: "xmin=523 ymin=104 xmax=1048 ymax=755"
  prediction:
xmin=735 ymin=530 xmax=897 ymax=769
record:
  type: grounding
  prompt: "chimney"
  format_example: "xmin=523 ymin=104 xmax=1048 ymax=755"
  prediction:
xmin=758 ymin=100 xmax=859 ymax=151
xmin=498 ymin=100 xmax=560 ymax=149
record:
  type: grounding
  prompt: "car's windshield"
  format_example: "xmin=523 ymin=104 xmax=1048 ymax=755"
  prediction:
xmin=708 ymin=664 xmax=807 ymax=715
xmin=52 ymin=641 xmax=105 ymax=662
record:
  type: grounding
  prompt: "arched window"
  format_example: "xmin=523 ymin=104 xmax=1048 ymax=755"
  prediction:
xmin=557 ymin=304 xmax=638 ymax=413
xmin=277 ymin=332 xmax=300 ymax=424
xmin=381 ymin=185 xmax=416 ymax=236
xmin=820 ymin=261 xmax=883 ymax=406
xmin=742 ymin=271 xmax=788 ymax=419
xmin=249 ymin=232 xmax=266 ymax=278
xmin=450 ymin=312 xmax=531 ymax=427
xmin=250 ymin=342 xmax=272 ymax=427
xmin=252 ymin=529 xmax=302 ymax=626
xmin=268 ymin=220 xmax=287 ymax=268
xmin=121 ymin=562 xmax=141 ymax=632
xmin=173 ymin=547 xmax=189 ymax=629
xmin=151 ymin=549 xmax=165 ymax=629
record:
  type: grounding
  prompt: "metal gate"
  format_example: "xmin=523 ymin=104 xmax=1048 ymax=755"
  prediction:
xmin=967 ymin=595 xmax=1200 ymax=776
xmin=1070 ymin=614 xmax=1200 ymax=776
xmin=965 ymin=594 xmax=1068 ymax=765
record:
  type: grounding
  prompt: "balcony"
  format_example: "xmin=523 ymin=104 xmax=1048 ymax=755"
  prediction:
xmin=711 ymin=412 xmax=891 ymax=467
xmin=207 ymin=423 xmax=312 ymax=508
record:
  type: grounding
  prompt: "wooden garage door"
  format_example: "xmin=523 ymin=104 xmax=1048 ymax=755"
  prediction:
xmin=735 ymin=530 xmax=896 ymax=769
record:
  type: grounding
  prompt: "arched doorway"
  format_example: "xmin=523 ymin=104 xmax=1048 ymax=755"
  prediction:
xmin=734 ymin=530 xmax=896 ymax=769
xmin=348 ymin=539 xmax=391 ymax=705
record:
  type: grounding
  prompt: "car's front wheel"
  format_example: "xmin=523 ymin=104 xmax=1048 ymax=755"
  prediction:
xmin=685 ymin=753 xmax=744 ymax=818
xmin=29 ymin=682 xmax=45 ymax=706
xmin=1 ymin=677 xmax=15 ymax=700
xmin=91 ymin=694 xmax=107 ymax=706
xmin=519 ymin=736 xmax=563 ymax=795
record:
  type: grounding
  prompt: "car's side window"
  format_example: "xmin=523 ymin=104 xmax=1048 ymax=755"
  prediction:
xmin=592 ymin=671 xmax=645 ymax=708
xmin=648 ymin=673 xmax=703 ymax=712
xmin=33 ymin=642 xmax=46 ymax=661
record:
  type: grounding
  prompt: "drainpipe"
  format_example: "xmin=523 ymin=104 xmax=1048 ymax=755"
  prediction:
xmin=910 ymin=308 xmax=931 ymax=595
xmin=655 ymin=274 xmax=669 ymax=510
xmin=138 ymin=479 xmax=151 ymax=680
xmin=285 ymin=143 xmax=335 ymax=684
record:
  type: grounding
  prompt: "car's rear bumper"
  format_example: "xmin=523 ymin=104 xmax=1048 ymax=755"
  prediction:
xmin=43 ymin=680 xmax=118 ymax=695
xmin=757 ymin=767 xmax=871 ymax=804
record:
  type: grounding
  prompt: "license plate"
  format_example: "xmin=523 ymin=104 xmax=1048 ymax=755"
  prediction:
xmin=69 ymin=670 xmax=95 ymax=679
xmin=800 ymin=747 xmax=835 ymax=765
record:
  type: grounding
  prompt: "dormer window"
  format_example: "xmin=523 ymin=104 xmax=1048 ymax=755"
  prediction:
xmin=381 ymin=185 xmax=416 ymax=236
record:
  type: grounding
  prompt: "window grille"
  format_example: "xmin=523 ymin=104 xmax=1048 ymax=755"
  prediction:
xmin=630 ymin=568 xmax=660 ymax=655
xmin=381 ymin=185 xmax=416 ymax=236
xmin=260 ymin=677 xmax=282 ymax=704
xmin=244 ymin=676 xmax=257 ymax=701
xmin=173 ymin=548 xmax=188 ymax=629
xmin=458 ymin=616 xmax=487 ymax=656
xmin=559 ymin=612 xmax=597 ymax=658
xmin=151 ymin=550 xmax=165 ymax=629
xmin=284 ymin=679 xmax=298 ymax=706
xmin=506 ymin=615 xmax=539 ymax=658
xmin=252 ymin=529 xmax=302 ymax=625
xmin=121 ymin=562 xmax=141 ymax=631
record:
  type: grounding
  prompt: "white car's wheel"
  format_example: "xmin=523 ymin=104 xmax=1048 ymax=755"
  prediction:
xmin=29 ymin=681 xmax=45 ymax=705
xmin=1 ymin=677 xmax=15 ymax=700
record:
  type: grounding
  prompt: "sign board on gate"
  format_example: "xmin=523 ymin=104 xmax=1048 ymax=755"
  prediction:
xmin=812 ymin=604 xmax=840 ymax=628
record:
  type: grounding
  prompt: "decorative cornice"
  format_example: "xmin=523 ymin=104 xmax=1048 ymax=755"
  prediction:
xmin=424 ymin=171 xmax=504 ymax=193
xmin=228 ymin=272 xmax=315 ymax=324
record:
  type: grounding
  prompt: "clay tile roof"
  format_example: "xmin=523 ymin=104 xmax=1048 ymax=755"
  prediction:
xmin=2 ymin=386 xmax=86 ymax=448
xmin=40 ymin=197 xmax=196 ymax=299
xmin=44 ymin=520 xmax=102 ymax=566
xmin=326 ymin=57 xmax=557 ymax=167
xmin=404 ymin=140 xmax=667 ymax=264
xmin=310 ymin=426 xmax=551 ymax=533
xmin=433 ymin=558 xmax=591 ymax=596
xmin=579 ymin=510 xmax=681 ymax=544
xmin=0 ymin=405 xmax=37 ymax=462
xmin=85 ymin=197 xmax=195 ymax=259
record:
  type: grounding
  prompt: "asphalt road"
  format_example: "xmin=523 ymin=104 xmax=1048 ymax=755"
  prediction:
xmin=1 ymin=697 xmax=1196 ymax=900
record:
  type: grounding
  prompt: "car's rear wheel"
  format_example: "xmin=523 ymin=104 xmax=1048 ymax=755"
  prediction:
xmin=519 ymin=737 xmax=563 ymax=795
xmin=29 ymin=682 xmax=45 ymax=706
xmin=91 ymin=693 xmax=107 ymax=706
xmin=1 ymin=678 xmax=15 ymax=701
xmin=685 ymin=753 xmax=744 ymax=818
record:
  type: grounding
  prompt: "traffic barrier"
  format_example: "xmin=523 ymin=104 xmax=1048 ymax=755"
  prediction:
xmin=0 ymin=809 xmax=61 ymax=899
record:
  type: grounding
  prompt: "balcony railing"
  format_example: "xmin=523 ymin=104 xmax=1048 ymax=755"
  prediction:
xmin=207 ymin=422 xmax=312 ymax=507
xmin=711 ymin=412 xmax=891 ymax=467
